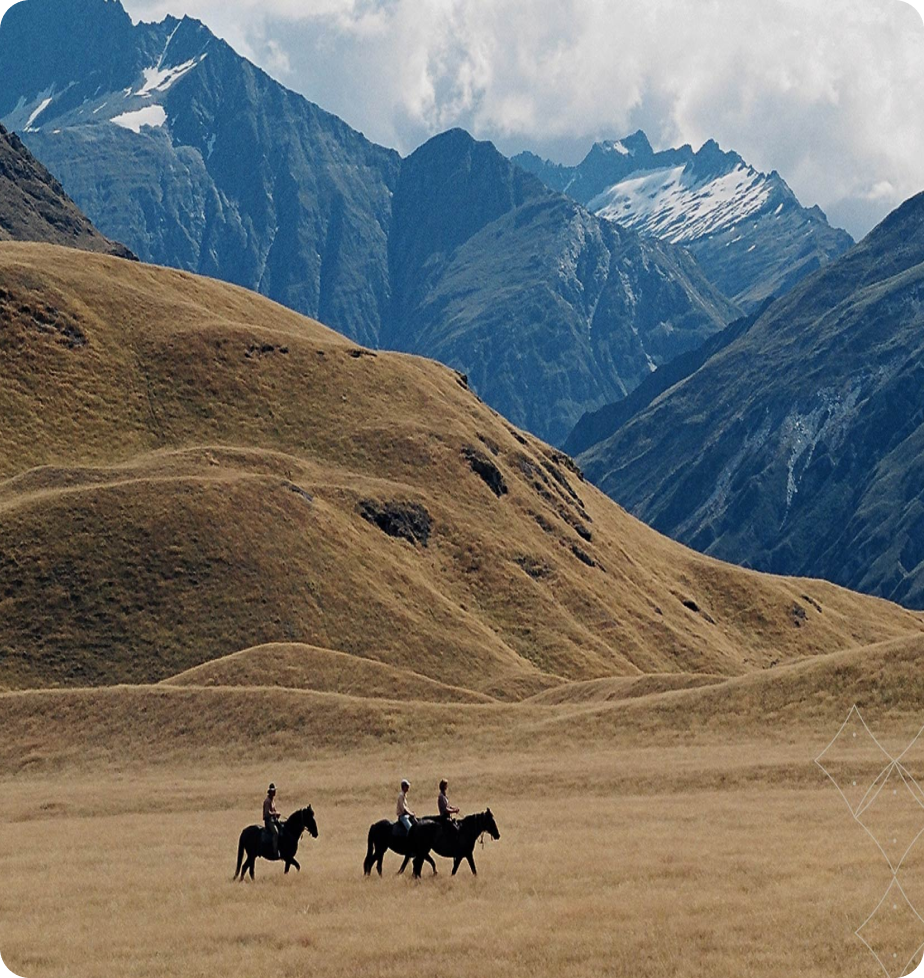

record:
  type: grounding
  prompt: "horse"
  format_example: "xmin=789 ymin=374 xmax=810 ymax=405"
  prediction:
xmin=363 ymin=817 xmax=438 ymax=877
xmin=233 ymin=805 xmax=318 ymax=881
xmin=407 ymin=809 xmax=501 ymax=878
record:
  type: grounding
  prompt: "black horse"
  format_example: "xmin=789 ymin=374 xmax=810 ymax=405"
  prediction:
xmin=363 ymin=818 xmax=438 ymax=877
xmin=408 ymin=809 xmax=501 ymax=878
xmin=234 ymin=806 xmax=318 ymax=881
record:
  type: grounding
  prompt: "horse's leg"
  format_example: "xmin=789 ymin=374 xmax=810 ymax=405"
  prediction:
xmin=412 ymin=855 xmax=425 ymax=879
xmin=466 ymin=853 xmax=477 ymax=875
xmin=397 ymin=855 xmax=411 ymax=875
xmin=364 ymin=830 xmax=378 ymax=876
xmin=291 ymin=858 xmax=300 ymax=872
xmin=284 ymin=860 xmax=290 ymax=874
xmin=451 ymin=857 xmax=461 ymax=876
xmin=427 ymin=854 xmax=437 ymax=876
xmin=376 ymin=846 xmax=384 ymax=877
xmin=248 ymin=855 xmax=256 ymax=881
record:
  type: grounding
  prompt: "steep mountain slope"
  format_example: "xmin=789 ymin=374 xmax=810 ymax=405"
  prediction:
xmin=564 ymin=302 xmax=772 ymax=457
xmin=0 ymin=0 xmax=401 ymax=347
xmin=384 ymin=130 xmax=738 ymax=444
xmin=515 ymin=131 xmax=853 ymax=310
xmin=578 ymin=192 xmax=924 ymax=609
xmin=0 ymin=122 xmax=132 ymax=256
xmin=1 ymin=242 xmax=919 ymax=698
xmin=0 ymin=0 xmax=737 ymax=445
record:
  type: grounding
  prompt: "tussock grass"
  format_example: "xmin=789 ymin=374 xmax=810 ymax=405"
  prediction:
xmin=1 ymin=741 xmax=920 ymax=978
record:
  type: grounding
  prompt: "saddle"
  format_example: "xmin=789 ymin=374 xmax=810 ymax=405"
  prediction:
xmin=390 ymin=817 xmax=416 ymax=840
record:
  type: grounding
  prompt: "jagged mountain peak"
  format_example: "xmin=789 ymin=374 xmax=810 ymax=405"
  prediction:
xmin=516 ymin=131 xmax=853 ymax=310
xmin=588 ymin=129 xmax=654 ymax=160
xmin=1 ymin=0 xmax=736 ymax=446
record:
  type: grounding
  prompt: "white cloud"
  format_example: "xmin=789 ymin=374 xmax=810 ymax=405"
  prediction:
xmin=120 ymin=0 xmax=924 ymax=238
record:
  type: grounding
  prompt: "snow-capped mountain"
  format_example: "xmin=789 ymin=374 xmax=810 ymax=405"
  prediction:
xmin=514 ymin=132 xmax=854 ymax=310
xmin=0 ymin=0 xmax=738 ymax=446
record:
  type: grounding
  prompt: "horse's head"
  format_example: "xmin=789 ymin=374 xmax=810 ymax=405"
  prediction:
xmin=483 ymin=808 xmax=500 ymax=841
xmin=302 ymin=805 xmax=319 ymax=839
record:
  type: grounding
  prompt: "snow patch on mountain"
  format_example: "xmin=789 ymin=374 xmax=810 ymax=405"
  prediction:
xmin=25 ymin=95 xmax=52 ymax=131
xmin=589 ymin=163 xmax=775 ymax=244
xmin=111 ymin=105 xmax=167 ymax=133
xmin=136 ymin=57 xmax=202 ymax=97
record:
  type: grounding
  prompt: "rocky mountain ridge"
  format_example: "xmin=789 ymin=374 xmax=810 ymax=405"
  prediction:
xmin=514 ymin=131 xmax=854 ymax=309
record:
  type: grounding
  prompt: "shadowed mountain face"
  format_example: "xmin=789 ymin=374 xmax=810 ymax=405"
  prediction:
xmin=515 ymin=131 xmax=854 ymax=311
xmin=0 ymin=122 xmax=132 ymax=256
xmin=576 ymin=191 xmax=924 ymax=609
xmin=383 ymin=131 xmax=738 ymax=444
xmin=0 ymin=0 xmax=737 ymax=445
xmin=1 ymin=242 xmax=919 ymax=697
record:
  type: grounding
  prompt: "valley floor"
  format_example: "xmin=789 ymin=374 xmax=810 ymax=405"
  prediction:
xmin=2 ymin=733 xmax=922 ymax=978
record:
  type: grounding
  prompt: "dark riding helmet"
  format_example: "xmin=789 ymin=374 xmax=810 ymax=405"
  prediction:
xmin=268 ymin=783 xmax=276 ymax=793
xmin=439 ymin=779 xmax=448 ymax=791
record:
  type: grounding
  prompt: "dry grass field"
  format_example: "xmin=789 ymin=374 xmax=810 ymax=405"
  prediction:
xmin=3 ymin=243 xmax=924 ymax=977
xmin=2 ymin=727 xmax=924 ymax=978
xmin=4 ymin=643 xmax=924 ymax=978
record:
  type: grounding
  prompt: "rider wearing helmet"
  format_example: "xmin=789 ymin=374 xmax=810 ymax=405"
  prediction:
xmin=396 ymin=779 xmax=415 ymax=836
xmin=263 ymin=783 xmax=281 ymax=859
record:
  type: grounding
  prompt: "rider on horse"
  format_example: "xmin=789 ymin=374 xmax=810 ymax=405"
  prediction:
xmin=396 ymin=779 xmax=415 ymax=836
xmin=438 ymin=779 xmax=459 ymax=823
xmin=263 ymin=782 xmax=281 ymax=858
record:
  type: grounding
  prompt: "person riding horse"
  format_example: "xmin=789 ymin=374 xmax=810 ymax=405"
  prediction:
xmin=437 ymin=779 xmax=459 ymax=825
xmin=396 ymin=779 xmax=415 ymax=836
xmin=263 ymin=783 xmax=281 ymax=859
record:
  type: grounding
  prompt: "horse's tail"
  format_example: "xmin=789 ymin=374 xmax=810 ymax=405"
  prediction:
xmin=233 ymin=831 xmax=246 ymax=880
xmin=363 ymin=824 xmax=376 ymax=876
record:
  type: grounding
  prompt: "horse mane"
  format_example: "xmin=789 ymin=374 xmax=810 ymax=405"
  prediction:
xmin=281 ymin=807 xmax=310 ymax=834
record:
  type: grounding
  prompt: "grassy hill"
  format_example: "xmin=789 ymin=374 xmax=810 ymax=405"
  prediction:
xmin=3 ymin=242 xmax=924 ymax=978
xmin=1 ymin=241 xmax=921 ymax=703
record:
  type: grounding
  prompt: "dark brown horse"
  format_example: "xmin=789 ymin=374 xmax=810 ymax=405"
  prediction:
xmin=363 ymin=818 xmax=438 ymax=876
xmin=234 ymin=805 xmax=318 ymax=880
xmin=408 ymin=809 xmax=500 ymax=878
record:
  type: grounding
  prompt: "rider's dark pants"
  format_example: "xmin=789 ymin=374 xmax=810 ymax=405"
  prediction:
xmin=265 ymin=817 xmax=279 ymax=855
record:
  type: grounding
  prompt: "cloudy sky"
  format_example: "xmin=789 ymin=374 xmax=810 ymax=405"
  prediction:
xmin=24 ymin=0 xmax=924 ymax=237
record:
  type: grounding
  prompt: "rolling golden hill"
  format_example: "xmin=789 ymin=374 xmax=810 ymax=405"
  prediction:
xmin=3 ymin=241 xmax=924 ymax=978
xmin=1 ymin=240 xmax=921 ymax=706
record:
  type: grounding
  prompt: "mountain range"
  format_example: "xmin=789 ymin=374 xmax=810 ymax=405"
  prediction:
xmin=514 ymin=131 xmax=854 ymax=310
xmin=2 ymin=0 xmax=922 ymax=617
xmin=0 ymin=0 xmax=736 ymax=446
xmin=575 ymin=192 xmax=924 ymax=609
